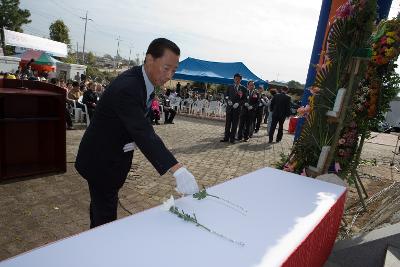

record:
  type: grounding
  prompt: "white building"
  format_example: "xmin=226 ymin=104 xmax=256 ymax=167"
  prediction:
xmin=56 ymin=62 xmax=87 ymax=81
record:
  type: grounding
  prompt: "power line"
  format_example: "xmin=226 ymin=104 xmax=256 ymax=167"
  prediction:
xmin=49 ymin=0 xmax=82 ymax=19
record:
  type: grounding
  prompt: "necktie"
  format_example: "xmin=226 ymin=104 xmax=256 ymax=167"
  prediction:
xmin=145 ymin=96 xmax=152 ymax=117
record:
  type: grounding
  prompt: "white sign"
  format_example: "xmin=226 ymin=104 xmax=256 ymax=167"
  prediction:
xmin=4 ymin=29 xmax=68 ymax=57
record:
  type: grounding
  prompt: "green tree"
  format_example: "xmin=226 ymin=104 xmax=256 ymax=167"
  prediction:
xmin=0 ymin=0 xmax=31 ymax=54
xmin=0 ymin=0 xmax=31 ymax=32
xmin=287 ymin=80 xmax=303 ymax=89
xmin=49 ymin=19 xmax=70 ymax=44
xmin=103 ymin=54 xmax=113 ymax=60
xmin=86 ymin=51 xmax=96 ymax=66
xmin=63 ymin=53 xmax=78 ymax=64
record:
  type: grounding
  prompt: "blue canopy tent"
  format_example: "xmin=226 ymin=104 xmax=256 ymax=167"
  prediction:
xmin=173 ymin=57 xmax=268 ymax=88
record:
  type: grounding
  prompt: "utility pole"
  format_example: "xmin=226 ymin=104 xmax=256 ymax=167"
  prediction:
xmin=76 ymin=42 xmax=79 ymax=63
xmin=128 ymin=43 xmax=134 ymax=66
xmin=116 ymin=36 xmax=123 ymax=58
xmin=114 ymin=36 xmax=123 ymax=68
xmin=80 ymin=11 xmax=92 ymax=64
xmin=1 ymin=27 xmax=7 ymax=56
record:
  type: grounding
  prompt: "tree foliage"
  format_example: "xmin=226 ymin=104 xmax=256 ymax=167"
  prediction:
xmin=86 ymin=51 xmax=96 ymax=66
xmin=0 ymin=0 xmax=31 ymax=32
xmin=287 ymin=80 xmax=304 ymax=89
xmin=49 ymin=19 xmax=70 ymax=44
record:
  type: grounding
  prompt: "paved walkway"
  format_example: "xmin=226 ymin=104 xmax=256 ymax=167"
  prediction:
xmin=0 ymin=116 xmax=399 ymax=260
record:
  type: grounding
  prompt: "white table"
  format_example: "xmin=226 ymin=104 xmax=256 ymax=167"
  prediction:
xmin=0 ymin=167 xmax=346 ymax=267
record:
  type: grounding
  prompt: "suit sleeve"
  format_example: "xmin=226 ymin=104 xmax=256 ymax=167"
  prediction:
xmin=270 ymin=95 xmax=276 ymax=112
xmin=114 ymin=84 xmax=178 ymax=175
xmin=286 ymin=96 xmax=292 ymax=117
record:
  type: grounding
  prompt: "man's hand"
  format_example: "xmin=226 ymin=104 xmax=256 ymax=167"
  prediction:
xmin=244 ymin=103 xmax=249 ymax=107
xmin=123 ymin=142 xmax=137 ymax=152
xmin=172 ymin=166 xmax=199 ymax=195
xmin=227 ymin=100 xmax=233 ymax=106
xmin=248 ymin=106 xmax=253 ymax=110
xmin=233 ymin=103 xmax=239 ymax=109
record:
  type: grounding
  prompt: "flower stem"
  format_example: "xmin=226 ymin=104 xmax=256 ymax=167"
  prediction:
xmin=206 ymin=193 xmax=248 ymax=214
xmin=169 ymin=206 xmax=245 ymax=247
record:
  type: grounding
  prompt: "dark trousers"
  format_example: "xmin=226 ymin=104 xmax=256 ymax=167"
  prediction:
xmin=150 ymin=109 xmax=160 ymax=123
xmin=264 ymin=110 xmax=269 ymax=124
xmin=224 ymin=108 xmax=240 ymax=141
xmin=254 ymin=110 xmax=263 ymax=132
xmin=238 ymin=111 xmax=254 ymax=139
xmin=65 ymin=108 xmax=73 ymax=128
xmin=164 ymin=108 xmax=176 ymax=123
xmin=269 ymin=116 xmax=286 ymax=142
xmin=88 ymin=182 xmax=120 ymax=228
xmin=87 ymin=107 xmax=95 ymax=120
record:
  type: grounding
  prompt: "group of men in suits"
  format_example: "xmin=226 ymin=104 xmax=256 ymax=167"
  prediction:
xmin=221 ymin=73 xmax=292 ymax=144
xmin=220 ymin=73 xmax=270 ymax=143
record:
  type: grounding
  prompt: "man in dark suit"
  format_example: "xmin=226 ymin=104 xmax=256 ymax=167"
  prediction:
xmin=268 ymin=87 xmax=291 ymax=143
xmin=75 ymin=38 xmax=199 ymax=228
xmin=238 ymin=80 xmax=257 ymax=141
xmin=163 ymin=89 xmax=176 ymax=124
xmin=254 ymin=85 xmax=266 ymax=133
xmin=220 ymin=73 xmax=247 ymax=143
xmin=82 ymin=81 xmax=98 ymax=120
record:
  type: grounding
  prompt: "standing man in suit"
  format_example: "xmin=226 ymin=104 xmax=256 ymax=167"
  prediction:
xmin=238 ymin=80 xmax=257 ymax=141
xmin=254 ymin=85 xmax=266 ymax=134
xmin=75 ymin=38 xmax=199 ymax=228
xmin=268 ymin=87 xmax=291 ymax=143
xmin=220 ymin=73 xmax=247 ymax=143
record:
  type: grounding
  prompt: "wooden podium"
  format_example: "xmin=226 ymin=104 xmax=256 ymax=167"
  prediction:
xmin=0 ymin=79 xmax=66 ymax=180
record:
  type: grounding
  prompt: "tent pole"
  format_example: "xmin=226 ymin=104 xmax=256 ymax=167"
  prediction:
xmin=1 ymin=27 xmax=6 ymax=56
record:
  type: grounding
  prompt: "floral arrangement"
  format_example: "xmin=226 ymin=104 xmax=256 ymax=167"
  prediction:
xmin=163 ymin=195 xmax=245 ymax=246
xmin=277 ymin=0 xmax=377 ymax=177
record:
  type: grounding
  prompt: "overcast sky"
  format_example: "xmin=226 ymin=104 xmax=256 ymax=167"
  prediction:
xmin=20 ymin=0 xmax=400 ymax=83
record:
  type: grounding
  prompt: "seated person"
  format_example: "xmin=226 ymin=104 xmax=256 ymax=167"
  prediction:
xmin=150 ymin=96 xmax=161 ymax=125
xmin=82 ymin=82 xmax=98 ymax=120
xmin=163 ymin=89 xmax=176 ymax=124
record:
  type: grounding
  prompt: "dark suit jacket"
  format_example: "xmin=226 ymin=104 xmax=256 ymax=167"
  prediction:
xmin=225 ymin=84 xmax=247 ymax=112
xmin=270 ymin=93 xmax=291 ymax=120
xmin=82 ymin=89 xmax=97 ymax=108
xmin=75 ymin=66 xmax=178 ymax=189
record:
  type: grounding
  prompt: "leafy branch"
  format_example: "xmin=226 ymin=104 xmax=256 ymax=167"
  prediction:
xmin=169 ymin=206 xmax=245 ymax=247
xmin=193 ymin=187 xmax=248 ymax=214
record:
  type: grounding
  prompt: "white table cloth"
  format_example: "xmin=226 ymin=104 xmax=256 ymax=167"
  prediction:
xmin=0 ymin=167 xmax=346 ymax=267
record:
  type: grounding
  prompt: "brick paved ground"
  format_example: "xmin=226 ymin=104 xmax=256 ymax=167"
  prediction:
xmin=0 ymin=115 xmax=399 ymax=261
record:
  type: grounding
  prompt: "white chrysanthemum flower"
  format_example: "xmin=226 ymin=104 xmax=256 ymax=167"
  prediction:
xmin=162 ymin=195 xmax=175 ymax=211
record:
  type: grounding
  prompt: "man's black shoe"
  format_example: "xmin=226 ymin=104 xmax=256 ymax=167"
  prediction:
xmin=229 ymin=139 xmax=235 ymax=144
xmin=243 ymin=138 xmax=249 ymax=142
xmin=220 ymin=139 xmax=229 ymax=142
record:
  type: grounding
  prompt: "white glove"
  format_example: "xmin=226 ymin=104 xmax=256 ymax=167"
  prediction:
xmin=227 ymin=100 xmax=233 ymax=106
xmin=173 ymin=167 xmax=199 ymax=195
xmin=248 ymin=106 xmax=253 ymax=110
xmin=123 ymin=142 xmax=137 ymax=152
xmin=233 ymin=103 xmax=239 ymax=109
xmin=244 ymin=103 xmax=249 ymax=107
xmin=261 ymin=99 xmax=267 ymax=106
xmin=258 ymin=103 xmax=263 ymax=107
